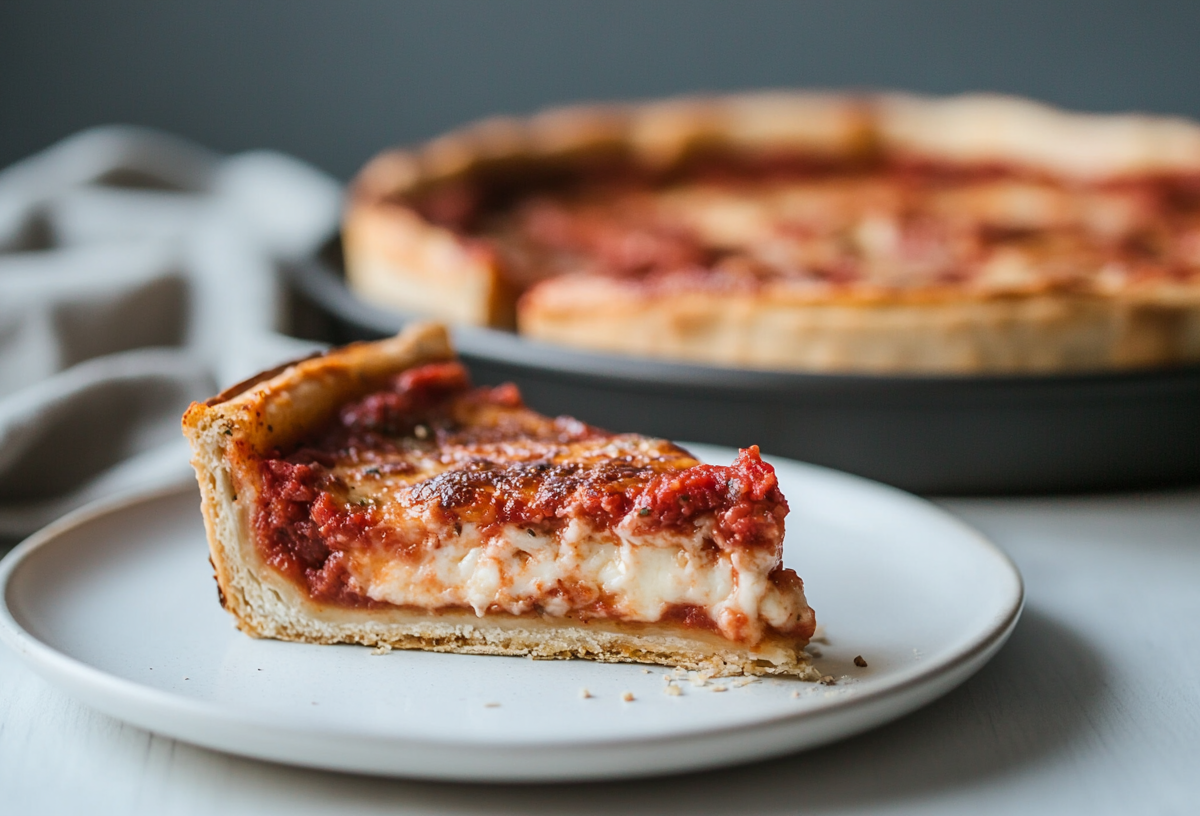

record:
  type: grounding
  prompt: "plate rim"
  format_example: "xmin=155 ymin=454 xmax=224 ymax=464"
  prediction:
xmin=0 ymin=457 xmax=1025 ymax=777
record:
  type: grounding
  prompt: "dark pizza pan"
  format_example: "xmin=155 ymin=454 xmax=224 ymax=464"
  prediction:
xmin=285 ymin=242 xmax=1200 ymax=495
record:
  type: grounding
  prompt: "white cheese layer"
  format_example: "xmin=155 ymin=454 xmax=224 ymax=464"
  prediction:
xmin=347 ymin=514 xmax=807 ymax=644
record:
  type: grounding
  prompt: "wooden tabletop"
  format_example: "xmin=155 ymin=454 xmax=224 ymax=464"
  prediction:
xmin=3 ymin=488 xmax=1198 ymax=815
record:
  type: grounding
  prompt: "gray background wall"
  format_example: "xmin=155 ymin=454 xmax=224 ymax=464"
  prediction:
xmin=3 ymin=1 xmax=1199 ymax=179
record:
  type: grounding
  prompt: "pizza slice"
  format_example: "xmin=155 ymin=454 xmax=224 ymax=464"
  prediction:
xmin=182 ymin=323 xmax=818 ymax=677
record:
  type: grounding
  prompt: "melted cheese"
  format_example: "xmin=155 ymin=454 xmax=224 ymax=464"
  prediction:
xmin=348 ymin=513 xmax=805 ymax=643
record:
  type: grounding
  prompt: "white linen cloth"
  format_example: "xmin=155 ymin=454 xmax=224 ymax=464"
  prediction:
xmin=0 ymin=127 xmax=342 ymax=537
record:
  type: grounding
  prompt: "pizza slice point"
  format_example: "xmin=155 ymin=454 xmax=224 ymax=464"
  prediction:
xmin=182 ymin=323 xmax=818 ymax=678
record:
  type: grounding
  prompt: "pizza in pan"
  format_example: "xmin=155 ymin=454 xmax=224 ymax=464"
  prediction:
xmin=182 ymin=323 xmax=819 ymax=678
xmin=344 ymin=92 xmax=1200 ymax=373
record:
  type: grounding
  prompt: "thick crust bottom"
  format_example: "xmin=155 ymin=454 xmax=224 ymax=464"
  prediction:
xmin=242 ymin=604 xmax=820 ymax=679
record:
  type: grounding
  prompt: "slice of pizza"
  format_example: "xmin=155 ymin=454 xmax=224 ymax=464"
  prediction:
xmin=182 ymin=323 xmax=818 ymax=678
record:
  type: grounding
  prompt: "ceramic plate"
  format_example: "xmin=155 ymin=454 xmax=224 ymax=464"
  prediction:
xmin=0 ymin=445 xmax=1022 ymax=781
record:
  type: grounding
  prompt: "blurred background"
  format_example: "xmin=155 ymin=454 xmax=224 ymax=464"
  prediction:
xmin=3 ymin=0 xmax=1200 ymax=510
xmin=4 ymin=0 xmax=1200 ymax=180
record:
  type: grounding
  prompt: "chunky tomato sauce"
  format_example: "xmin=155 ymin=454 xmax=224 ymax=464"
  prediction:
xmin=255 ymin=458 xmax=384 ymax=607
xmin=252 ymin=362 xmax=794 ymax=632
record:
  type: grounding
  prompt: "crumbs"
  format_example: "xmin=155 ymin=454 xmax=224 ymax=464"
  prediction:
xmin=566 ymin=667 xmax=765 ymax=702
xmin=791 ymin=675 xmax=858 ymax=700
xmin=560 ymin=646 xmax=870 ymax=705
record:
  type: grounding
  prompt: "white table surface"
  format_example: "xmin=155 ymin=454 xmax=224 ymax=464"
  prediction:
xmin=2 ymin=487 xmax=1198 ymax=816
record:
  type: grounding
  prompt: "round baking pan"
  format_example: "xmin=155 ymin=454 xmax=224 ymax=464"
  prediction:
xmin=285 ymin=241 xmax=1200 ymax=495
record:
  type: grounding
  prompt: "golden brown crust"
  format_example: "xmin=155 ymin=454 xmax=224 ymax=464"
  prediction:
xmin=349 ymin=92 xmax=1200 ymax=206
xmin=185 ymin=323 xmax=456 ymax=454
xmin=877 ymin=93 xmax=1200 ymax=178
xmin=227 ymin=602 xmax=818 ymax=679
xmin=182 ymin=323 xmax=456 ymax=648
xmin=519 ymin=278 xmax=1200 ymax=373
xmin=344 ymin=204 xmax=518 ymax=327
xmin=181 ymin=323 xmax=818 ymax=678
xmin=344 ymin=92 xmax=1200 ymax=373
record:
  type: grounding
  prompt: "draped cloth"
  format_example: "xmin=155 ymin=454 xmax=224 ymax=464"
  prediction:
xmin=0 ymin=127 xmax=341 ymax=538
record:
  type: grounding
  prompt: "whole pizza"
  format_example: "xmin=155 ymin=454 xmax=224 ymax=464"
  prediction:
xmin=344 ymin=93 xmax=1200 ymax=373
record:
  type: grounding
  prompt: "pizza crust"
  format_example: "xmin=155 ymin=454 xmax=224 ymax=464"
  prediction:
xmin=878 ymin=93 xmax=1200 ymax=178
xmin=344 ymin=205 xmax=517 ymax=328
xmin=344 ymin=92 xmax=1200 ymax=373
xmin=519 ymin=277 xmax=1200 ymax=373
xmin=182 ymin=323 xmax=819 ymax=678
xmin=182 ymin=323 xmax=457 ymax=645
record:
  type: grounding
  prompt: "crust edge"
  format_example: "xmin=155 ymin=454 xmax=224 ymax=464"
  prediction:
xmin=249 ymin=605 xmax=820 ymax=679
xmin=181 ymin=322 xmax=455 ymax=655
xmin=349 ymin=91 xmax=1200 ymax=206
xmin=518 ymin=279 xmax=1200 ymax=373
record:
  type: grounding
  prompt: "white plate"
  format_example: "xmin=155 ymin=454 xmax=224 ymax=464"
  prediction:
xmin=0 ymin=445 xmax=1022 ymax=782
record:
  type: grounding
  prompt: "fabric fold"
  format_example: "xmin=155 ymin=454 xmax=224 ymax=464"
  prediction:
xmin=0 ymin=126 xmax=342 ymax=538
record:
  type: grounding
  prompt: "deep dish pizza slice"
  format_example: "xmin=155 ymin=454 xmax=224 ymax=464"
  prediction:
xmin=182 ymin=323 xmax=819 ymax=677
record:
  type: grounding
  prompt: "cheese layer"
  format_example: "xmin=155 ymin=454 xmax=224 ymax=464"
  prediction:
xmin=348 ymin=515 xmax=808 ymax=644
